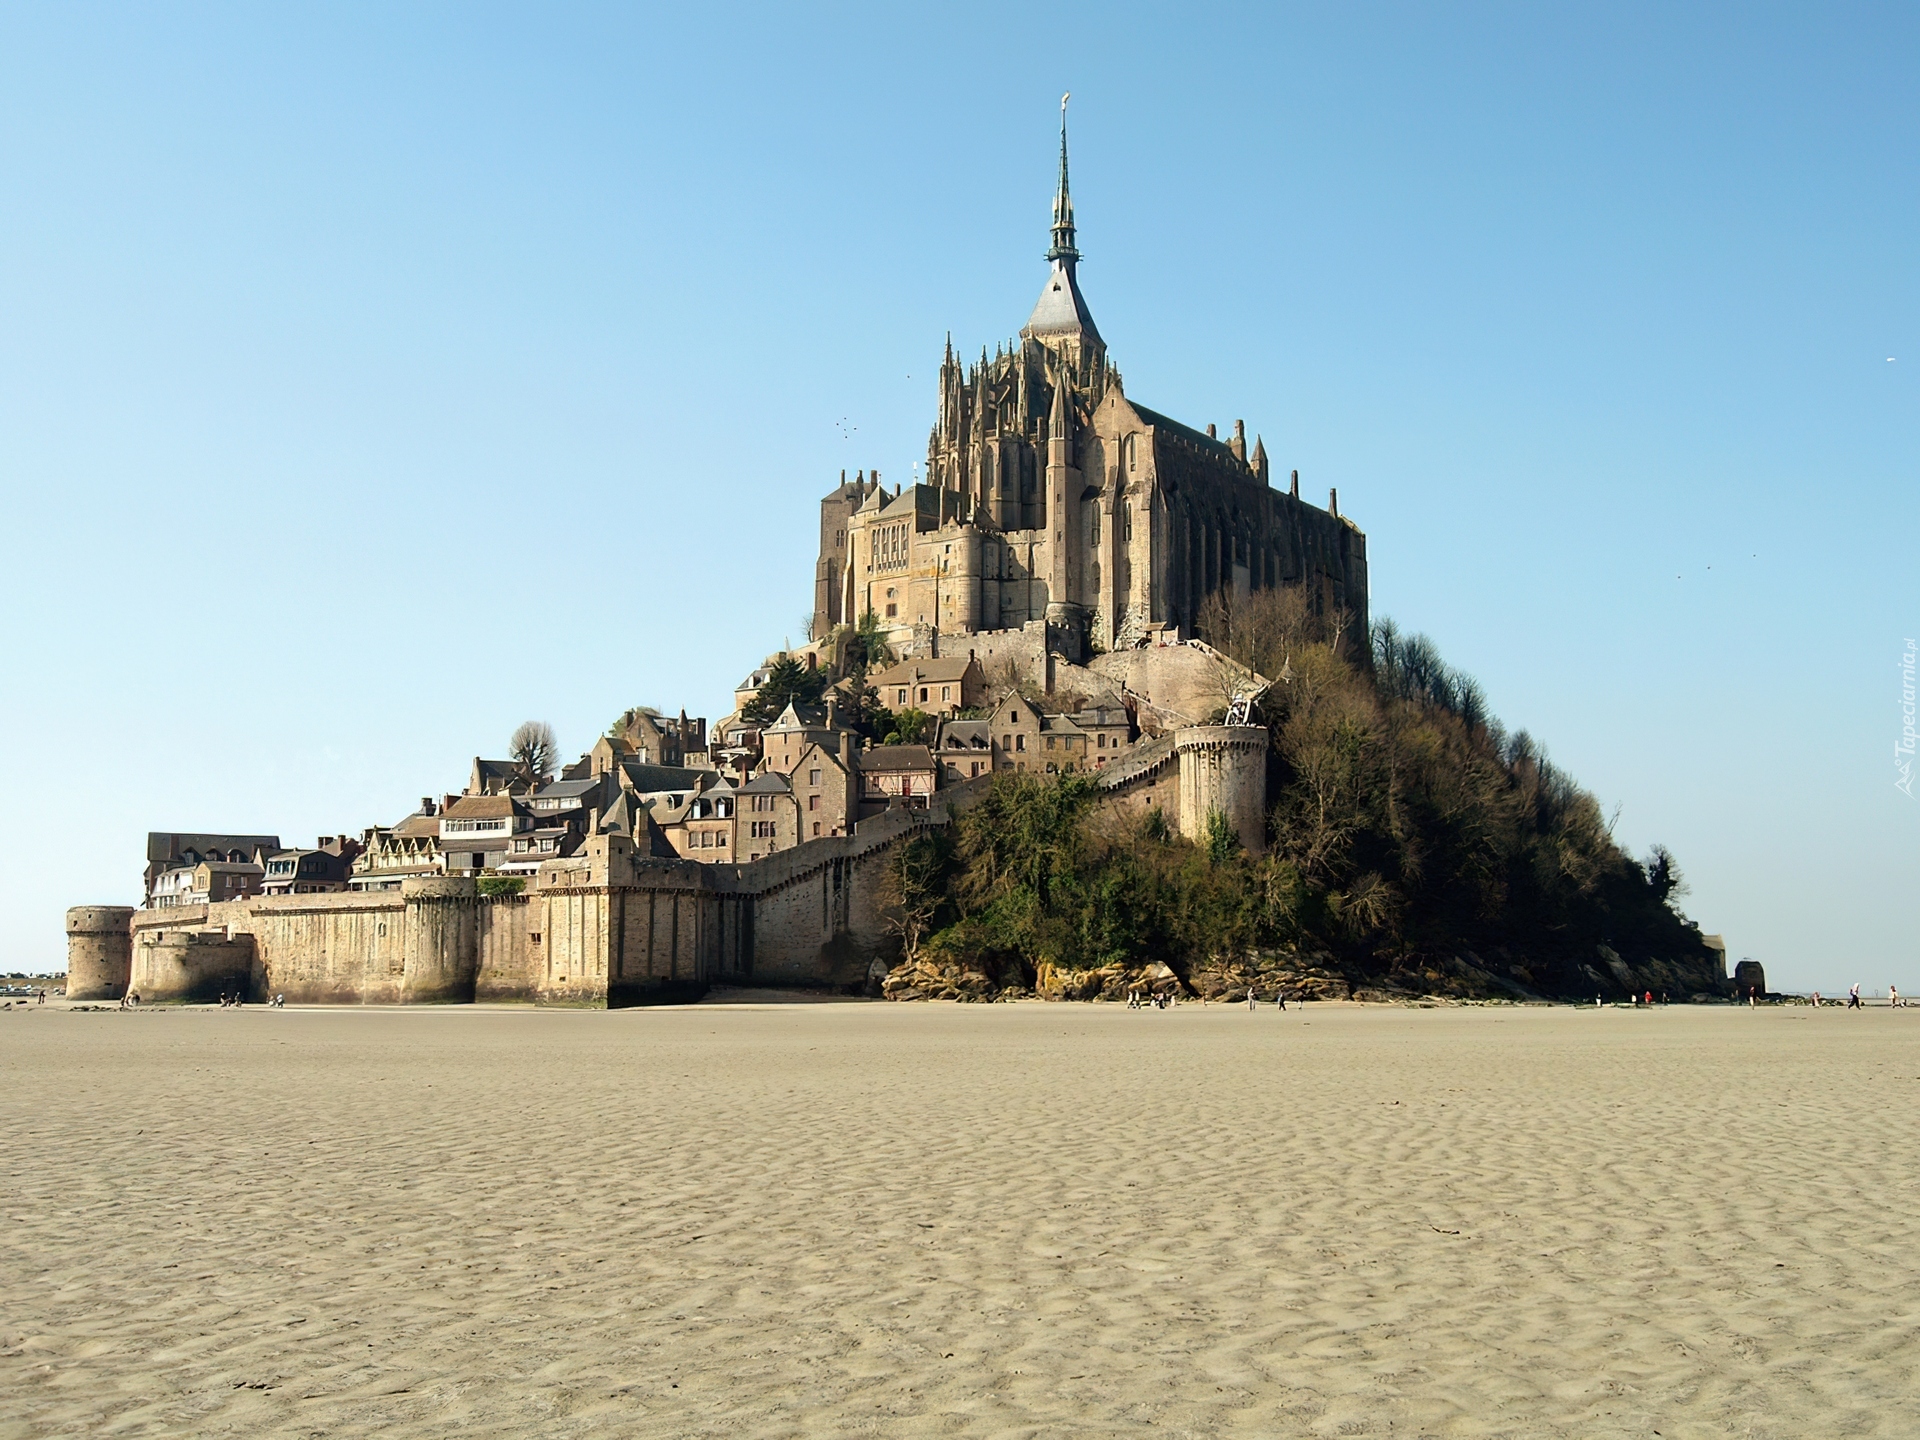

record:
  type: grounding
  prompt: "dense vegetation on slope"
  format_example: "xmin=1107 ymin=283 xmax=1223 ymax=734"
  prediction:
xmin=885 ymin=592 xmax=1720 ymax=1002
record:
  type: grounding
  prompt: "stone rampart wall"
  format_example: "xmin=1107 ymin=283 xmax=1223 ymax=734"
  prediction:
xmin=79 ymin=756 xmax=1182 ymax=1007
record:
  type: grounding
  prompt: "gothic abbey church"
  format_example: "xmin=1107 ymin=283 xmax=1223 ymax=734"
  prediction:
xmin=813 ymin=109 xmax=1368 ymax=661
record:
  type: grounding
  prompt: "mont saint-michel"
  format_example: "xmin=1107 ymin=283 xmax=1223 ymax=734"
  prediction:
xmin=61 ymin=113 xmax=1726 ymax=1013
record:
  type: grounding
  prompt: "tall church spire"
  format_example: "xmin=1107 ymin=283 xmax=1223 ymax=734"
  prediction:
xmin=1047 ymin=92 xmax=1078 ymax=268
xmin=1022 ymin=93 xmax=1103 ymax=361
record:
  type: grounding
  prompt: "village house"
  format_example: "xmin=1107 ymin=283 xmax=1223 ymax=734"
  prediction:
xmin=593 ymin=790 xmax=678 ymax=856
xmin=437 ymin=796 xmax=533 ymax=876
xmin=933 ymin=717 xmax=994 ymax=784
xmin=869 ymin=655 xmax=987 ymax=718
xmin=1071 ymin=703 xmax=1137 ymax=765
xmin=148 ymin=866 xmax=199 ymax=908
xmin=709 ymin=713 xmax=765 ymax=781
xmin=590 ymin=706 xmax=709 ymax=773
xmin=466 ymin=758 xmax=528 ymax=797
xmin=497 ymin=821 xmax=586 ymax=874
xmin=984 ymin=691 xmax=1044 ymax=772
xmin=760 ymin=698 xmax=856 ymax=776
xmin=350 ymin=801 xmax=444 ymax=891
xmin=614 ymin=761 xmax=711 ymax=814
xmin=733 ymin=659 xmax=780 ymax=716
xmin=1038 ymin=712 xmax=1091 ymax=772
xmin=529 ymin=777 xmax=605 ymax=815
xmin=187 ymin=861 xmax=264 ymax=905
xmin=143 ymin=832 xmax=280 ymax=907
xmin=791 ymin=741 xmax=855 ymax=842
xmin=856 ymin=745 xmax=938 ymax=818
xmin=662 ymin=775 xmax=739 ymax=862
xmin=737 ymin=770 xmax=800 ymax=860
xmin=261 ymin=836 xmax=360 ymax=895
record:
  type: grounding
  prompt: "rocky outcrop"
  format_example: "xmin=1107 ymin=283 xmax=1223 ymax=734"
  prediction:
xmin=881 ymin=954 xmax=1027 ymax=1002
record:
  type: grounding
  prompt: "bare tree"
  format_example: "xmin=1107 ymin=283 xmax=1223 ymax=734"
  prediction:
xmin=509 ymin=720 xmax=557 ymax=787
xmin=881 ymin=830 xmax=953 ymax=967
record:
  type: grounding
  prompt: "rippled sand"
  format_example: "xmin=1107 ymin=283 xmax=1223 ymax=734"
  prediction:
xmin=3 ymin=1000 xmax=1914 ymax=1437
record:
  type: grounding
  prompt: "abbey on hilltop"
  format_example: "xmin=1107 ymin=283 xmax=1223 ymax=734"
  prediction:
xmin=813 ymin=101 xmax=1368 ymax=662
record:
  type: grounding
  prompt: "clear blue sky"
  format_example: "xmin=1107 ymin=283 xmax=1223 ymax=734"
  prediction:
xmin=2 ymin=4 xmax=1913 ymax=991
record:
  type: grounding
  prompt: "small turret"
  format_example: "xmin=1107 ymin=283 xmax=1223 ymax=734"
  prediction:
xmin=1230 ymin=419 xmax=1246 ymax=462
xmin=1252 ymin=435 xmax=1269 ymax=484
xmin=1049 ymin=366 xmax=1073 ymax=447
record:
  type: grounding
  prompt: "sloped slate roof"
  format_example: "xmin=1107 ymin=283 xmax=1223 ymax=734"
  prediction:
xmin=938 ymin=719 xmax=991 ymax=749
xmin=535 ymin=778 xmax=602 ymax=799
xmin=146 ymin=832 xmax=281 ymax=864
xmin=871 ymin=657 xmax=976 ymax=687
xmin=619 ymin=763 xmax=709 ymax=794
xmin=858 ymin=745 xmax=936 ymax=772
xmin=442 ymin=795 xmax=519 ymax=820
xmin=1025 ymin=262 xmax=1102 ymax=345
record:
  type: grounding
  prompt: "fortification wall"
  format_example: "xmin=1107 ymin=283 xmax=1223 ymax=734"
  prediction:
xmin=75 ymin=776 xmax=1055 ymax=1007
xmin=1095 ymin=734 xmax=1180 ymax=824
xmin=132 ymin=931 xmax=259 ymax=1003
xmin=956 ymin=623 xmax=1050 ymax=689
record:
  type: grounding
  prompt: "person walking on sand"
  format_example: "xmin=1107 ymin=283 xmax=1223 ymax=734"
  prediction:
xmin=1891 ymin=984 xmax=1900 ymax=1009
xmin=1848 ymin=983 xmax=1862 ymax=1009
xmin=1248 ymin=987 xmax=1258 ymax=1012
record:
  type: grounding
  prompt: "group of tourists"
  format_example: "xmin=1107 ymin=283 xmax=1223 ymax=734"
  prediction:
xmin=1124 ymin=988 xmax=1292 ymax=1010
xmin=1777 ymin=984 xmax=1905 ymax=1008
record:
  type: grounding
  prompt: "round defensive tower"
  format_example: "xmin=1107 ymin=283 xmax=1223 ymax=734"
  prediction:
xmin=1173 ymin=725 xmax=1268 ymax=858
xmin=400 ymin=876 xmax=481 ymax=1003
xmin=944 ymin=528 xmax=982 ymax=634
xmin=65 ymin=906 xmax=135 ymax=1000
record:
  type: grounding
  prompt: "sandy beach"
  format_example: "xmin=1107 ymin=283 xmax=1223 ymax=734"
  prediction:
xmin=2 ymin=999 xmax=1914 ymax=1438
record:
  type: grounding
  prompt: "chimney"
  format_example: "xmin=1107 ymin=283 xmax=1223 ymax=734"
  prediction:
xmin=805 ymin=651 xmax=817 ymax=671
xmin=1290 ymin=469 xmax=1300 ymax=499
xmin=1230 ymin=419 xmax=1246 ymax=461
xmin=421 ymin=796 xmax=435 ymax=816
xmin=1329 ymin=487 xmax=1339 ymax=518
xmin=588 ymin=806 xmax=601 ymax=835
xmin=1206 ymin=423 xmax=1217 ymax=439
xmin=317 ymin=836 xmax=332 ymax=850
xmin=825 ymin=692 xmax=840 ymax=730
